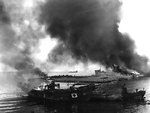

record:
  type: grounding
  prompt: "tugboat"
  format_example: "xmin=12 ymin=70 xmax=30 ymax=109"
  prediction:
xmin=28 ymin=80 xmax=96 ymax=102
xmin=121 ymin=84 xmax=146 ymax=101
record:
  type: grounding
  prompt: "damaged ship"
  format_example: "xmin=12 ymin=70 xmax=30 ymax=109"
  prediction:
xmin=28 ymin=80 xmax=96 ymax=102
xmin=28 ymin=65 xmax=146 ymax=102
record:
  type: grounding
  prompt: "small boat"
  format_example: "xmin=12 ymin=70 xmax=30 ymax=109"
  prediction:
xmin=121 ymin=84 xmax=146 ymax=101
xmin=122 ymin=90 xmax=146 ymax=101
xmin=28 ymin=81 xmax=95 ymax=102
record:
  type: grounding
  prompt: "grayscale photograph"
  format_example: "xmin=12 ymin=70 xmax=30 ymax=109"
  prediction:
xmin=0 ymin=0 xmax=150 ymax=113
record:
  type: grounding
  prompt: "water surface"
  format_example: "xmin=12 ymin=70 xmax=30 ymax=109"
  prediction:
xmin=1 ymin=76 xmax=150 ymax=113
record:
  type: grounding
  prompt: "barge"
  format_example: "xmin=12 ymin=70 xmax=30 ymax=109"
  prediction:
xmin=28 ymin=81 xmax=95 ymax=102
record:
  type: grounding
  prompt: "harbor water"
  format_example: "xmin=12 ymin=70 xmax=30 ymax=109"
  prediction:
xmin=1 ymin=77 xmax=150 ymax=113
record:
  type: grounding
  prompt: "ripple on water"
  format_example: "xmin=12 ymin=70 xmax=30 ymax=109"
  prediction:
xmin=0 ymin=88 xmax=27 ymax=113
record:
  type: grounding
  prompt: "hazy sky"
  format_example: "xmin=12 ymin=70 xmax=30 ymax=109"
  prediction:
xmin=25 ymin=0 xmax=150 ymax=62
xmin=1 ymin=0 xmax=150 ymax=72
xmin=119 ymin=0 xmax=150 ymax=59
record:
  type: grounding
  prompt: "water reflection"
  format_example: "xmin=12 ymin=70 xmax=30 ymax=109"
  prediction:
xmin=28 ymin=101 xmax=150 ymax=113
xmin=0 ymin=96 xmax=150 ymax=113
xmin=15 ymin=100 xmax=123 ymax=113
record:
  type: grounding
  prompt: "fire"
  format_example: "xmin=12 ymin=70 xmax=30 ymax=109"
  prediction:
xmin=0 ymin=0 xmax=149 ymax=93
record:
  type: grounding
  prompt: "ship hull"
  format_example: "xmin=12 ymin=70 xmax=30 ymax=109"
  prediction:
xmin=28 ymin=84 xmax=95 ymax=102
xmin=122 ymin=90 xmax=146 ymax=102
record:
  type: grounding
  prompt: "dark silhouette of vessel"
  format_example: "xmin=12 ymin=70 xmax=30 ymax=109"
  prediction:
xmin=121 ymin=84 xmax=146 ymax=101
xmin=28 ymin=81 xmax=95 ymax=102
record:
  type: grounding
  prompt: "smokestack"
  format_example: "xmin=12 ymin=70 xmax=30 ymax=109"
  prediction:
xmin=39 ymin=0 xmax=149 ymax=73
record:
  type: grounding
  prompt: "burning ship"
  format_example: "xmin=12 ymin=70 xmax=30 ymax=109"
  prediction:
xmin=28 ymin=65 xmax=146 ymax=102
xmin=28 ymin=80 xmax=146 ymax=102
xmin=0 ymin=0 xmax=147 ymax=104
xmin=28 ymin=80 xmax=96 ymax=102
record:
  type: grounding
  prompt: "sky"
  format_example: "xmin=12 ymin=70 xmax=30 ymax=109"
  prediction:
xmin=34 ymin=0 xmax=150 ymax=63
xmin=119 ymin=0 xmax=150 ymax=59
xmin=0 ymin=0 xmax=150 ymax=72
xmin=0 ymin=0 xmax=150 ymax=94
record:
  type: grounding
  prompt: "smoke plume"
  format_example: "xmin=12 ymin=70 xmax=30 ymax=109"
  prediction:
xmin=0 ymin=0 xmax=46 ymax=92
xmin=39 ymin=0 xmax=149 ymax=73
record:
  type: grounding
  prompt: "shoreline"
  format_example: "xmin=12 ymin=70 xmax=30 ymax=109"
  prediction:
xmin=50 ymin=71 xmax=136 ymax=83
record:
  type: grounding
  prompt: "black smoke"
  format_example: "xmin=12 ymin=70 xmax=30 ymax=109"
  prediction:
xmin=0 ymin=1 xmax=45 ymax=74
xmin=39 ymin=0 xmax=149 ymax=73
xmin=0 ymin=1 xmax=10 ymax=23
xmin=0 ymin=0 xmax=46 ymax=92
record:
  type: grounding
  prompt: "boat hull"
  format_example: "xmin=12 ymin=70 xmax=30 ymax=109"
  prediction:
xmin=28 ymin=84 xmax=95 ymax=102
xmin=122 ymin=90 xmax=146 ymax=101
